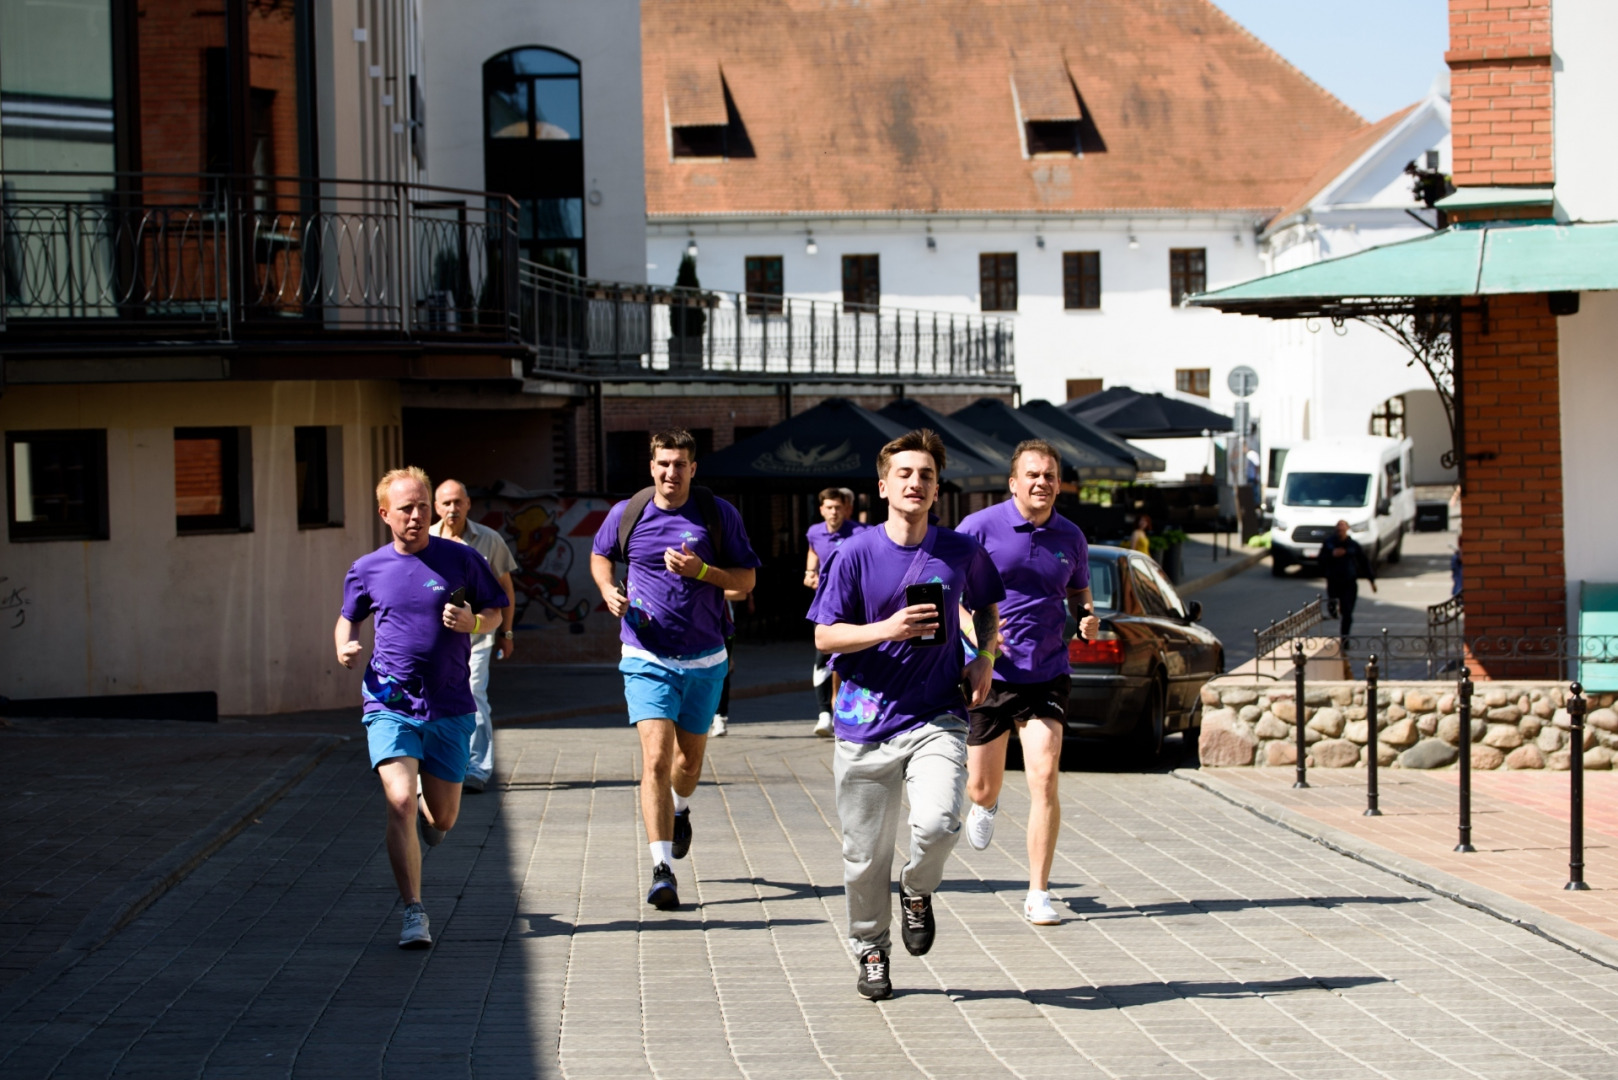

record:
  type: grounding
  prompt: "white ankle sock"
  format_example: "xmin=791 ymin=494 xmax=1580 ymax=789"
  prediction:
xmin=671 ymin=789 xmax=690 ymax=813
xmin=1027 ymin=888 xmax=1049 ymax=905
xmin=650 ymin=840 xmax=674 ymax=866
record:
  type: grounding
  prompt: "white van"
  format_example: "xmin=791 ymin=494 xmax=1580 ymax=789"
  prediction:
xmin=1269 ymin=437 xmax=1416 ymax=576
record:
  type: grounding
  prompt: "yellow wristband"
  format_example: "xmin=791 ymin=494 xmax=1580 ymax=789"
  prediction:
xmin=697 ymin=562 xmax=710 ymax=581
xmin=472 ymin=614 xmax=482 ymax=634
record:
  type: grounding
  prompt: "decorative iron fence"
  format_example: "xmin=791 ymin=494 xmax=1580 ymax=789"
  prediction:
xmin=517 ymin=261 xmax=1015 ymax=380
xmin=0 ymin=172 xmax=518 ymax=340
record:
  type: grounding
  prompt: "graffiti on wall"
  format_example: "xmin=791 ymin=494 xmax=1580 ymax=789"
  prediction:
xmin=470 ymin=495 xmax=614 ymax=636
xmin=0 ymin=577 xmax=30 ymax=629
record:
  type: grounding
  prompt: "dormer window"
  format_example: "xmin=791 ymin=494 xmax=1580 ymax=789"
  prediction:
xmin=666 ymin=61 xmax=753 ymax=159
xmin=1012 ymin=49 xmax=1104 ymax=157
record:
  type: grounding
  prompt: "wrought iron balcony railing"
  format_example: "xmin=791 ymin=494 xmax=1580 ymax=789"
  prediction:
xmin=518 ymin=261 xmax=1015 ymax=381
xmin=0 ymin=172 xmax=519 ymax=343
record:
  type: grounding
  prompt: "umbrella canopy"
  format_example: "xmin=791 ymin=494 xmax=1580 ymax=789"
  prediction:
xmin=1064 ymin=385 xmax=1233 ymax=438
xmin=879 ymin=398 xmax=1015 ymax=476
xmin=950 ymin=398 xmax=1136 ymax=481
xmin=1018 ymin=399 xmax=1167 ymax=474
xmin=697 ymin=397 xmax=1007 ymax=493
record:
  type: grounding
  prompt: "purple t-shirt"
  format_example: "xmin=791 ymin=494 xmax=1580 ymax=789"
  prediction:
xmin=806 ymin=519 xmax=864 ymax=568
xmin=591 ymin=494 xmax=761 ymax=658
xmin=340 ymin=537 xmax=508 ymax=721
xmin=807 ymin=524 xmax=1005 ymax=743
xmin=957 ymin=499 xmax=1090 ymax=683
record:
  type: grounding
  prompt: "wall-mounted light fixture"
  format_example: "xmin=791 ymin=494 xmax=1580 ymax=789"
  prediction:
xmin=1127 ymin=234 xmax=1140 ymax=250
xmin=685 ymin=236 xmax=699 ymax=259
xmin=926 ymin=234 xmax=937 ymax=252
xmin=1035 ymin=234 xmax=1046 ymax=249
xmin=805 ymin=233 xmax=818 ymax=255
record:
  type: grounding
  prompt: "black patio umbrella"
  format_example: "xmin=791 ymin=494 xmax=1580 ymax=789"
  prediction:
xmin=950 ymin=398 xmax=1136 ymax=481
xmin=878 ymin=398 xmax=1015 ymax=476
xmin=1063 ymin=385 xmax=1233 ymax=438
xmin=696 ymin=397 xmax=1006 ymax=493
xmin=1018 ymin=399 xmax=1167 ymax=474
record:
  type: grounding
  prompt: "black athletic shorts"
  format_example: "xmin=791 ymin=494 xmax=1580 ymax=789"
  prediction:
xmin=967 ymin=674 xmax=1071 ymax=746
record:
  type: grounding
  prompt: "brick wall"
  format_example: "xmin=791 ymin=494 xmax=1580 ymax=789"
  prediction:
xmin=1446 ymin=0 xmax=1553 ymax=186
xmin=1458 ymin=293 xmax=1565 ymax=672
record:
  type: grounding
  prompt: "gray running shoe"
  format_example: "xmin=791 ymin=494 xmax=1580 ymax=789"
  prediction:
xmin=399 ymin=902 xmax=432 ymax=949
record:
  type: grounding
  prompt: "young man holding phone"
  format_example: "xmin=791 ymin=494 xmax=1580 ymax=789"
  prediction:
xmin=808 ymin=429 xmax=1004 ymax=1000
xmin=590 ymin=430 xmax=760 ymax=911
xmin=334 ymin=467 xmax=508 ymax=949
xmin=957 ymin=440 xmax=1098 ymax=926
xmin=803 ymin=486 xmax=863 ymax=737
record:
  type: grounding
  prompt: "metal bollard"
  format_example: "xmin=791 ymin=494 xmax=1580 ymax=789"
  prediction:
xmin=1293 ymin=640 xmax=1309 ymax=789
xmin=1364 ymin=655 xmax=1381 ymax=816
xmin=1567 ymin=683 xmax=1589 ymax=891
xmin=1455 ymin=671 xmax=1475 ymax=853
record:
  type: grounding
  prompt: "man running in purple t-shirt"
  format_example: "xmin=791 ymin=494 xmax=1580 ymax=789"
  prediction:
xmin=590 ymin=430 xmax=761 ymax=911
xmin=957 ymin=440 xmax=1099 ymax=927
xmin=334 ymin=467 xmax=508 ymax=949
xmin=808 ymin=429 xmax=1004 ymax=1001
xmin=803 ymin=486 xmax=863 ymax=737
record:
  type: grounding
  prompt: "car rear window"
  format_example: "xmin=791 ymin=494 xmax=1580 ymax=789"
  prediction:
xmin=1087 ymin=557 xmax=1116 ymax=611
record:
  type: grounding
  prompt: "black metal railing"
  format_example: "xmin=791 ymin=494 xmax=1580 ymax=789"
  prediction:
xmin=517 ymin=261 xmax=1016 ymax=380
xmin=0 ymin=171 xmax=519 ymax=341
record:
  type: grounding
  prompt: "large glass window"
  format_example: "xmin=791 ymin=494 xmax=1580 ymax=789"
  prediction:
xmin=980 ymin=253 xmax=1018 ymax=312
xmin=744 ymin=256 xmax=783 ymax=315
xmin=6 ymin=430 xmax=109 ymax=542
xmin=0 ymin=0 xmax=116 ymax=175
xmin=842 ymin=255 xmax=880 ymax=310
xmin=1169 ymin=248 xmax=1206 ymax=305
xmin=484 ymin=48 xmax=584 ymax=271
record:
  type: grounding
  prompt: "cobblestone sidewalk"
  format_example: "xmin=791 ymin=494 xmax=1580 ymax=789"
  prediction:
xmin=4 ymin=696 xmax=1618 ymax=1078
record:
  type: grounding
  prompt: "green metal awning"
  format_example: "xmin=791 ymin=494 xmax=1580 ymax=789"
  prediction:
xmin=1189 ymin=221 xmax=1618 ymax=318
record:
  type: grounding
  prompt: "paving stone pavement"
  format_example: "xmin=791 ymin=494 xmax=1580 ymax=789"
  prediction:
xmin=4 ymin=693 xmax=1618 ymax=1079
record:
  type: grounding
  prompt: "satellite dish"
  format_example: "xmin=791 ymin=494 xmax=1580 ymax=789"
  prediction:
xmin=1228 ymin=366 xmax=1259 ymax=398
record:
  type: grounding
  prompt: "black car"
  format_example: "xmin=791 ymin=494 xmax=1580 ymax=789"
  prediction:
xmin=1064 ymin=545 xmax=1224 ymax=760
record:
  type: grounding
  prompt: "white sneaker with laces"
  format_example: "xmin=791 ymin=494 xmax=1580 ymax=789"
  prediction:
xmin=1024 ymin=891 xmax=1061 ymax=926
xmin=814 ymin=712 xmax=834 ymax=737
xmin=965 ymin=802 xmax=997 ymax=850
xmin=399 ymin=902 xmax=432 ymax=948
xmin=711 ymin=714 xmax=728 ymax=737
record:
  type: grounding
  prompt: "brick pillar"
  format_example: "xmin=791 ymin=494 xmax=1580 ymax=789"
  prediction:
xmin=1458 ymin=293 xmax=1565 ymax=677
xmin=1446 ymin=0 xmax=1553 ymax=187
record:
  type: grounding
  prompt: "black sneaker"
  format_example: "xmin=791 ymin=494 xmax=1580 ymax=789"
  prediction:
xmin=900 ymin=892 xmax=935 ymax=956
xmin=647 ymin=862 xmax=680 ymax=910
xmin=856 ymin=947 xmax=892 ymax=1000
xmin=672 ymin=808 xmax=692 ymax=860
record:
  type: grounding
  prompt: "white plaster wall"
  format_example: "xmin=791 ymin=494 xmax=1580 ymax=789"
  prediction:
xmin=648 ymin=219 xmax=1271 ymax=438
xmin=1558 ymin=291 xmax=1618 ymax=586
xmin=1553 ymin=0 xmax=1618 ymax=223
xmin=0 ymin=382 xmax=400 ymax=715
xmin=420 ymin=0 xmax=647 ymax=282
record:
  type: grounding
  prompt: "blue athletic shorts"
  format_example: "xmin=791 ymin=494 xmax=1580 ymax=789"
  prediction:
xmin=362 ymin=709 xmax=477 ymax=783
xmin=620 ymin=650 xmax=728 ymax=735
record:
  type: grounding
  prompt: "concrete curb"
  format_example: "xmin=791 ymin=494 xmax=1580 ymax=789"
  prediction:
xmin=0 ymin=734 xmax=347 ymax=1021
xmin=498 ymin=678 xmax=807 ymax=727
xmin=1173 ymin=768 xmax=1618 ymax=972
xmin=1178 ymin=547 xmax=1269 ymax=597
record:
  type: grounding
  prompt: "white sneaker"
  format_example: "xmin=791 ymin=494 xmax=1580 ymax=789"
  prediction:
xmin=965 ymin=802 xmax=997 ymax=850
xmin=814 ymin=712 xmax=834 ymax=737
xmin=1024 ymin=891 xmax=1061 ymax=926
xmin=711 ymin=714 xmax=728 ymax=737
xmin=399 ymin=902 xmax=432 ymax=949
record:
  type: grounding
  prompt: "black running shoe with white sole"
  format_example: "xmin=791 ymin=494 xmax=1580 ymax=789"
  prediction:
xmin=856 ymin=947 xmax=892 ymax=1000
xmin=647 ymin=862 xmax=680 ymax=910
xmin=900 ymin=892 xmax=935 ymax=956
xmin=672 ymin=808 xmax=692 ymax=860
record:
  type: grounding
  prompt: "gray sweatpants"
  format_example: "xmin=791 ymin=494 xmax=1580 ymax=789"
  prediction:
xmin=833 ymin=717 xmax=968 ymax=955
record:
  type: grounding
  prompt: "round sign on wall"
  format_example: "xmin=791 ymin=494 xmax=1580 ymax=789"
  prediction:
xmin=1228 ymin=365 xmax=1259 ymax=398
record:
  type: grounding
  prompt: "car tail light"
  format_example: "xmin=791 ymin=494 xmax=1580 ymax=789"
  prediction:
xmin=1069 ymin=637 xmax=1124 ymax=665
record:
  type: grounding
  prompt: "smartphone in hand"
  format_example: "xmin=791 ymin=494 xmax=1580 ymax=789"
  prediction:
xmin=904 ymin=582 xmax=947 ymax=647
xmin=447 ymin=586 xmax=467 ymax=609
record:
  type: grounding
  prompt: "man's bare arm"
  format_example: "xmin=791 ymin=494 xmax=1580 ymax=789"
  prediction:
xmin=815 ymin=602 xmax=940 ymax=654
xmin=1068 ymin=586 xmax=1100 ymax=641
xmin=590 ymin=552 xmax=629 ymax=617
xmin=334 ymin=615 xmax=364 ymax=668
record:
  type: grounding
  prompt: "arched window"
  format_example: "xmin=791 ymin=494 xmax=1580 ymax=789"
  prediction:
xmin=483 ymin=47 xmax=584 ymax=273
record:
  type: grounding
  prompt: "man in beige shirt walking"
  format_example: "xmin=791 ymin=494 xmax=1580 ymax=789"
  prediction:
xmin=431 ymin=480 xmax=517 ymax=792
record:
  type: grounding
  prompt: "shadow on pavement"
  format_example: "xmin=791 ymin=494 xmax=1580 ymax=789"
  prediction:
xmin=926 ymin=974 xmax=1389 ymax=1007
xmin=1062 ymin=894 xmax=1427 ymax=919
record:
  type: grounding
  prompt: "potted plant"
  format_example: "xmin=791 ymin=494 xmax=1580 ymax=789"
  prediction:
xmin=1149 ymin=527 xmax=1189 ymax=584
xmin=668 ymin=252 xmax=707 ymax=370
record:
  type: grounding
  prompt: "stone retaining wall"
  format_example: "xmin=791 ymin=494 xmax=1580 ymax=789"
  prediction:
xmin=1197 ymin=680 xmax=1618 ymax=771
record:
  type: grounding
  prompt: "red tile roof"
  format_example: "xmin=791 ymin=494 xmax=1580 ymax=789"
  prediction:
xmin=1267 ymin=104 xmax=1421 ymax=228
xmin=643 ymin=0 xmax=1367 ymax=218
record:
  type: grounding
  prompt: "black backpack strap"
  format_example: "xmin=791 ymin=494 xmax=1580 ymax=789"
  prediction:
xmin=614 ymin=486 xmax=658 ymax=564
xmin=690 ymin=486 xmax=728 ymax=568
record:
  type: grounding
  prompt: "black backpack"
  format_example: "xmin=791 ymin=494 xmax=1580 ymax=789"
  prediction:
xmin=610 ymin=485 xmax=729 ymax=568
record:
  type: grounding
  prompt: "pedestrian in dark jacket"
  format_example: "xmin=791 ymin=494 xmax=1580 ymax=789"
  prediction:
xmin=1316 ymin=519 xmax=1377 ymax=640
